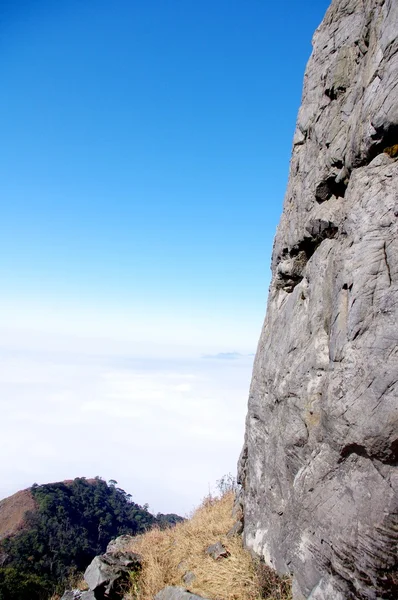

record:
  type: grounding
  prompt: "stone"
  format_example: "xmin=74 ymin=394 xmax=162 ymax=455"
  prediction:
xmin=205 ymin=541 xmax=230 ymax=560
xmin=182 ymin=571 xmax=196 ymax=586
xmin=106 ymin=534 xmax=135 ymax=554
xmin=238 ymin=0 xmax=398 ymax=598
xmin=84 ymin=551 xmax=142 ymax=599
xmin=155 ymin=586 xmax=209 ymax=600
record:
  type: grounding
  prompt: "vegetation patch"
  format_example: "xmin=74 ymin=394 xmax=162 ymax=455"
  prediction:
xmin=0 ymin=477 xmax=182 ymax=600
xmin=383 ymin=144 xmax=398 ymax=158
xmin=123 ymin=490 xmax=292 ymax=600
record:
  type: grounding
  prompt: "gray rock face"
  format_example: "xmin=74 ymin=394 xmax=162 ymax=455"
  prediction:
xmin=238 ymin=1 xmax=398 ymax=599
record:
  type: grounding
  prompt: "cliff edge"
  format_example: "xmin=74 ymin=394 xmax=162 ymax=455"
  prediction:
xmin=238 ymin=0 xmax=398 ymax=598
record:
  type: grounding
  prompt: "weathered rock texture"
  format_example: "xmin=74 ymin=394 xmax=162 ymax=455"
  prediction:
xmin=238 ymin=1 xmax=398 ymax=598
xmin=84 ymin=550 xmax=142 ymax=599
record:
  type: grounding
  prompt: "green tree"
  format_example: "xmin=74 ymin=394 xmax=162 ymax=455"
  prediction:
xmin=0 ymin=477 xmax=170 ymax=599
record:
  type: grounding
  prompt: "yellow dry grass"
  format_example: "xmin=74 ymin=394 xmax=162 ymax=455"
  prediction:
xmin=125 ymin=492 xmax=291 ymax=600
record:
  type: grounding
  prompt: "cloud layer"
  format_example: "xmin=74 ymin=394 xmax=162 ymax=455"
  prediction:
xmin=0 ymin=330 xmax=253 ymax=515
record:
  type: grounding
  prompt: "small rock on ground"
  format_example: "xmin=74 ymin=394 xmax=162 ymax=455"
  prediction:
xmin=155 ymin=586 xmax=210 ymax=600
xmin=205 ymin=541 xmax=230 ymax=560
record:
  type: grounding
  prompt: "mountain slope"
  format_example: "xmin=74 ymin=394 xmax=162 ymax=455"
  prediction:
xmin=0 ymin=489 xmax=36 ymax=541
xmin=0 ymin=477 xmax=182 ymax=600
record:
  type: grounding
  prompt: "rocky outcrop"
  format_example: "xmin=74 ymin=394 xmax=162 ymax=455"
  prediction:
xmin=238 ymin=1 xmax=398 ymax=599
xmin=60 ymin=536 xmax=142 ymax=600
xmin=83 ymin=549 xmax=142 ymax=599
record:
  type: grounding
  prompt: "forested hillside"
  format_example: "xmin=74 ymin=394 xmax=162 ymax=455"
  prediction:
xmin=0 ymin=477 xmax=182 ymax=600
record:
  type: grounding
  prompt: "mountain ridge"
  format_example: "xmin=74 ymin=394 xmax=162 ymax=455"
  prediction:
xmin=0 ymin=477 xmax=182 ymax=600
xmin=0 ymin=479 xmax=102 ymax=542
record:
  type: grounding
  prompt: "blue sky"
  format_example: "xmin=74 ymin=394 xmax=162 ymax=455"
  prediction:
xmin=0 ymin=0 xmax=330 ymax=511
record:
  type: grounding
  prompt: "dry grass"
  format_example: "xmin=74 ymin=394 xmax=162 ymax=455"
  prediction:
xmin=124 ymin=492 xmax=292 ymax=600
xmin=384 ymin=144 xmax=398 ymax=158
xmin=0 ymin=488 xmax=36 ymax=540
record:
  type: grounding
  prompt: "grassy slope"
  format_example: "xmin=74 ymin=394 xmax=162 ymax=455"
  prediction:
xmin=0 ymin=490 xmax=36 ymax=541
xmin=124 ymin=492 xmax=292 ymax=600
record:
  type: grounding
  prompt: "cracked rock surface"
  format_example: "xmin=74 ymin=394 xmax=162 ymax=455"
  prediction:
xmin=238 ymin=0 xmax=398 ymax=598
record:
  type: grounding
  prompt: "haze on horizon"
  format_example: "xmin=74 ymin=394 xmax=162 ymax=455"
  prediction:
xmin=0 ymin=0 xmax=330 ymax=515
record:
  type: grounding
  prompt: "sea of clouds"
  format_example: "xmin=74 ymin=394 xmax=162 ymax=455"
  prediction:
xmin=0 ymin=328 xmax=254 ymax=515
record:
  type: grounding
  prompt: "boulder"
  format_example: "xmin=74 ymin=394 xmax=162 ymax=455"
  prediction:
xmin=84 ymin=551 xmax=142 ymax=599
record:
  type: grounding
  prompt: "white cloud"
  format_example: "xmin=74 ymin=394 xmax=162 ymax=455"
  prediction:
xmin=0 ymin=329 xmax=253 ymax=515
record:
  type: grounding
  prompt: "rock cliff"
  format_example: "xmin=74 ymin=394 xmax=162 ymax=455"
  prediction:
xmin=238 ymin=0 xmax=398 ymax=598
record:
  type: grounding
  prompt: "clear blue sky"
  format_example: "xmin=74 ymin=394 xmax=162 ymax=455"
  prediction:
xmin=0 ymin=1 xmax=331 ymax=510
xmin=0 ymin=0 xmax=330 ymax=348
